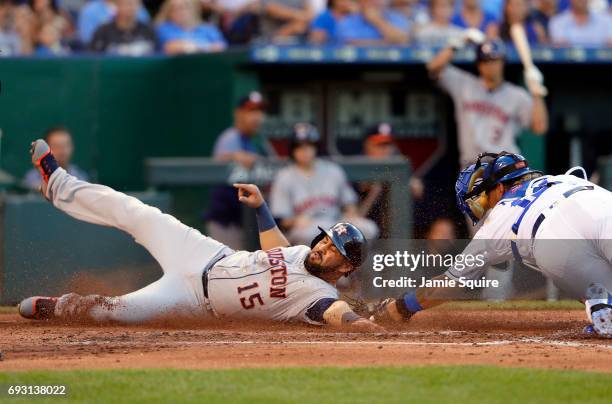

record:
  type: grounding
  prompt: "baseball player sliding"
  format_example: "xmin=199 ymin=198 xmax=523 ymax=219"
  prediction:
xmin=18 ymin=139 xmax=383 ymax=331
xmin=374 ymin=152 xmax=612 ymax=338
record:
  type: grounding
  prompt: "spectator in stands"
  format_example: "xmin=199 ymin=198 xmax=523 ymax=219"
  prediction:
xmin=549 ymin=0 xmax=612 ymax=47
xmin=78 ymin=0 xmax=150 ymax=45
xmin=308 ymin=0 xmax=356 ymax=44
xmin=414 ymin=0 xmax=464 ymax=46
xmin=389 ymin=0 xmax=430 ymax=27
xmin=90 ymin=0 xmax=159 ymax=56
xmin=479 ymin=0 xmax=505 ymax=21
xmin=499 ymin=0 xmax=547 ymax=44
xmin=205 ymin=91 xmax=269 ymax=250
xmin=26 ymin=0 xmax=74 ymax=42
xmin=260 ymin=0 xmax=316 ymax=41
xmin=530 ymin=0 xmax=558 ymax=34
xmin=212 ymin=0 xmax=263 ymax=45
xmin=270 ymin=123 xmax=379 ymax=246
xmin=23 ymin=127 xmax=88 ymax=191
xmin=34 ymin=20 xmax=69 ymax=54
xmin=451 ymin=0 xmax=499 ymax=38
xmin=0 ymin=0 xmax=27 ymax=55
xmin=155 ymin=0 xmax=226 ymax=54
xmin=337 ymin=0 xmax=410 ymax=45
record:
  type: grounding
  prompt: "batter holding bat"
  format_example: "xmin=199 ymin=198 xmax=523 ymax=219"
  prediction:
xmin=18 ymin=140 xmax=383 ymax=332
xmin=373 ymin=152 xmax=612 ymax=338
xmin=431 ymin=31 xmax=549 ymax=168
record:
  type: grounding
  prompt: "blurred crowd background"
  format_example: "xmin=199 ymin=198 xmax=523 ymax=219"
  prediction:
xmin=0 ymin=0 xmax=611 ymax=57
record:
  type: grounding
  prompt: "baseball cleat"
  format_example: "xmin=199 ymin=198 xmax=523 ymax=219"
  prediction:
xmin=591 ymin=308 xmax=612 ymax=338
xmin=30 ymin=139 xmax=59 ymax=183
xmin=585 ymin=283 xmax=612 ymax=338
xmin=18 ymin=296 xmax=58 ymax=320
xmin=583 ymin=324 xmax=595 ymax=335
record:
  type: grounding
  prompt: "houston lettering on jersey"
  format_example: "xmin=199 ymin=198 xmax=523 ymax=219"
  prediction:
xmin=462 ymin=101 xmax=510 ymax=124
xmin=266 ymin=248 xmax=288 ymax=299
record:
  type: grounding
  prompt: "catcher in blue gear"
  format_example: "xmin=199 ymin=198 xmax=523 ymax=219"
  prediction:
xmin=375 ymin=151 xmax=612 ymax=338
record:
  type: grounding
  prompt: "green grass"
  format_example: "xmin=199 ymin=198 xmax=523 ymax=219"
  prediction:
xmin=0 ymin=366 xmax=610 ymax=404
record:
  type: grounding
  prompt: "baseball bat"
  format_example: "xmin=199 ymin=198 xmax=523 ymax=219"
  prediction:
xmin=510 ymin=23 xmax=534 ymax=69
xmin=510 ymin=23 xmax=547 ymax=96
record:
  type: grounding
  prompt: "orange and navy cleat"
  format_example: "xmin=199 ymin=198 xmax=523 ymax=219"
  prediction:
xmin=18 ymin=296 xmax=58 ymax=320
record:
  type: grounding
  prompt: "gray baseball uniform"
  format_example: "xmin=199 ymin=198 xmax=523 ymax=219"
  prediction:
xmin=270 ymin=159 xmax=379 ymax=245
xmin=208 ymin=246 xmax=339 ymax=324
xmin=439 ymin=65 xmax=534 ymax=166
xmin=271 ymin=159 xmax=357 ymax=221
xmin=44 ymin=168 xmax=339 ymax=325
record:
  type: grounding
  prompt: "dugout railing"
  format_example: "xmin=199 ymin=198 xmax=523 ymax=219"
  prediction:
xmin=145 ymin=156 xmax=412 ymax=250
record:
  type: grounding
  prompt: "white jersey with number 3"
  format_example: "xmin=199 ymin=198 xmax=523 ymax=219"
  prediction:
xmin=206 ymin=245 xmax=339 ymax=324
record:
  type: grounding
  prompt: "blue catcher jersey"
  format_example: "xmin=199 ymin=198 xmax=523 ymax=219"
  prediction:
xmin=446 ymin=173 xmax=603 ymax=280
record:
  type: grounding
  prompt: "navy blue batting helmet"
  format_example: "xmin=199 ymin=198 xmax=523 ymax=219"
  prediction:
xmin=310 ymin=222 xmax=367 ymax=268
xmin=289 ymin=123 xmax=320 ymax=158
xmin=476 ymin=40 xmax=506 ymax=63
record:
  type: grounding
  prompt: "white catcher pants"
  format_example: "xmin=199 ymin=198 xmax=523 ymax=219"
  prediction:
xmin=46 ymin=169 xmax=232 ymax=323
xmin=533 ymin=188 xmax=612 ymax=300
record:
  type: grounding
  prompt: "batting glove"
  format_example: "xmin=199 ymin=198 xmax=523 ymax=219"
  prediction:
xmin=524 ymin=65 xmax=548 ymax=97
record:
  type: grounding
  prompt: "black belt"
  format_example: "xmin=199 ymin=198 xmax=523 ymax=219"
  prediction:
xmin=531 ymin=185 xmax=594 ymax=238
xmin=202 ymin=254 xmax=227 ymax=299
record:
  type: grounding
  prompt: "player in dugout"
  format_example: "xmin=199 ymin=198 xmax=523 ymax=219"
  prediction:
xmin=430 ymin=32 xmax=549 ymax=168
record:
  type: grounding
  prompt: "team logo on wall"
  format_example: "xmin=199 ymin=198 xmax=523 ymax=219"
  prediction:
xmin=260 ymin=85 xmax=446 ymax=173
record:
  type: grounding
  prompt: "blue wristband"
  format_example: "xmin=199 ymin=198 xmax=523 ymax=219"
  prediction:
xmin=402 ymin=291 xmax=423 ymax=314
xmin=255 ymin=202 xmax=276 ymax=232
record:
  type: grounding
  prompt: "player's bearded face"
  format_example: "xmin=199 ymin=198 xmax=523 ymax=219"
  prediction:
xmin=305 ymin=236 xmax=348 ymax=275
xmin=478 ymin=59 xmax=504 ymax=82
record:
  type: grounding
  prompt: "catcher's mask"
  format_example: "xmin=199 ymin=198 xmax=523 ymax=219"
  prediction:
xmin=457 ymin=151 xmax=542 ymax=224
xmin=456 ymin=163 xmax=489 ymax=224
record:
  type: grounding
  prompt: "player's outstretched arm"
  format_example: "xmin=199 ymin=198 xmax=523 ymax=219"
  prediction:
xmin=323 ymin=300 xmax=385 ymax=332
xmin=233 ymin=183 xmax=290 ymax=250
xmin=374 ymin=274 xmax=474 ymax=323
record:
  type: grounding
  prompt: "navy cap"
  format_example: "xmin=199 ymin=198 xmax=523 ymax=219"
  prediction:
xmin=236 ymin=91 xmax=265 ymax=111
xmin=476 ymin=40 xmax=506 ymax=63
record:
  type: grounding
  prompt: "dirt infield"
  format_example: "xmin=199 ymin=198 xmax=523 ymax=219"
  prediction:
xmin=1 ymin=306 xmax=611 ymax=373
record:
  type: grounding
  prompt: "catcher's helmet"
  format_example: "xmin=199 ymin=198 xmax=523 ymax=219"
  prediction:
xmin=289 ymin=123 xmax=320 ymax=158
xmin=476 ymin=40 xmax=506 ymax=63
xmin=310 ymin=222 xmax=367 ymax=268
xmin=457 ymin=152 xmax=542 ymax=224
